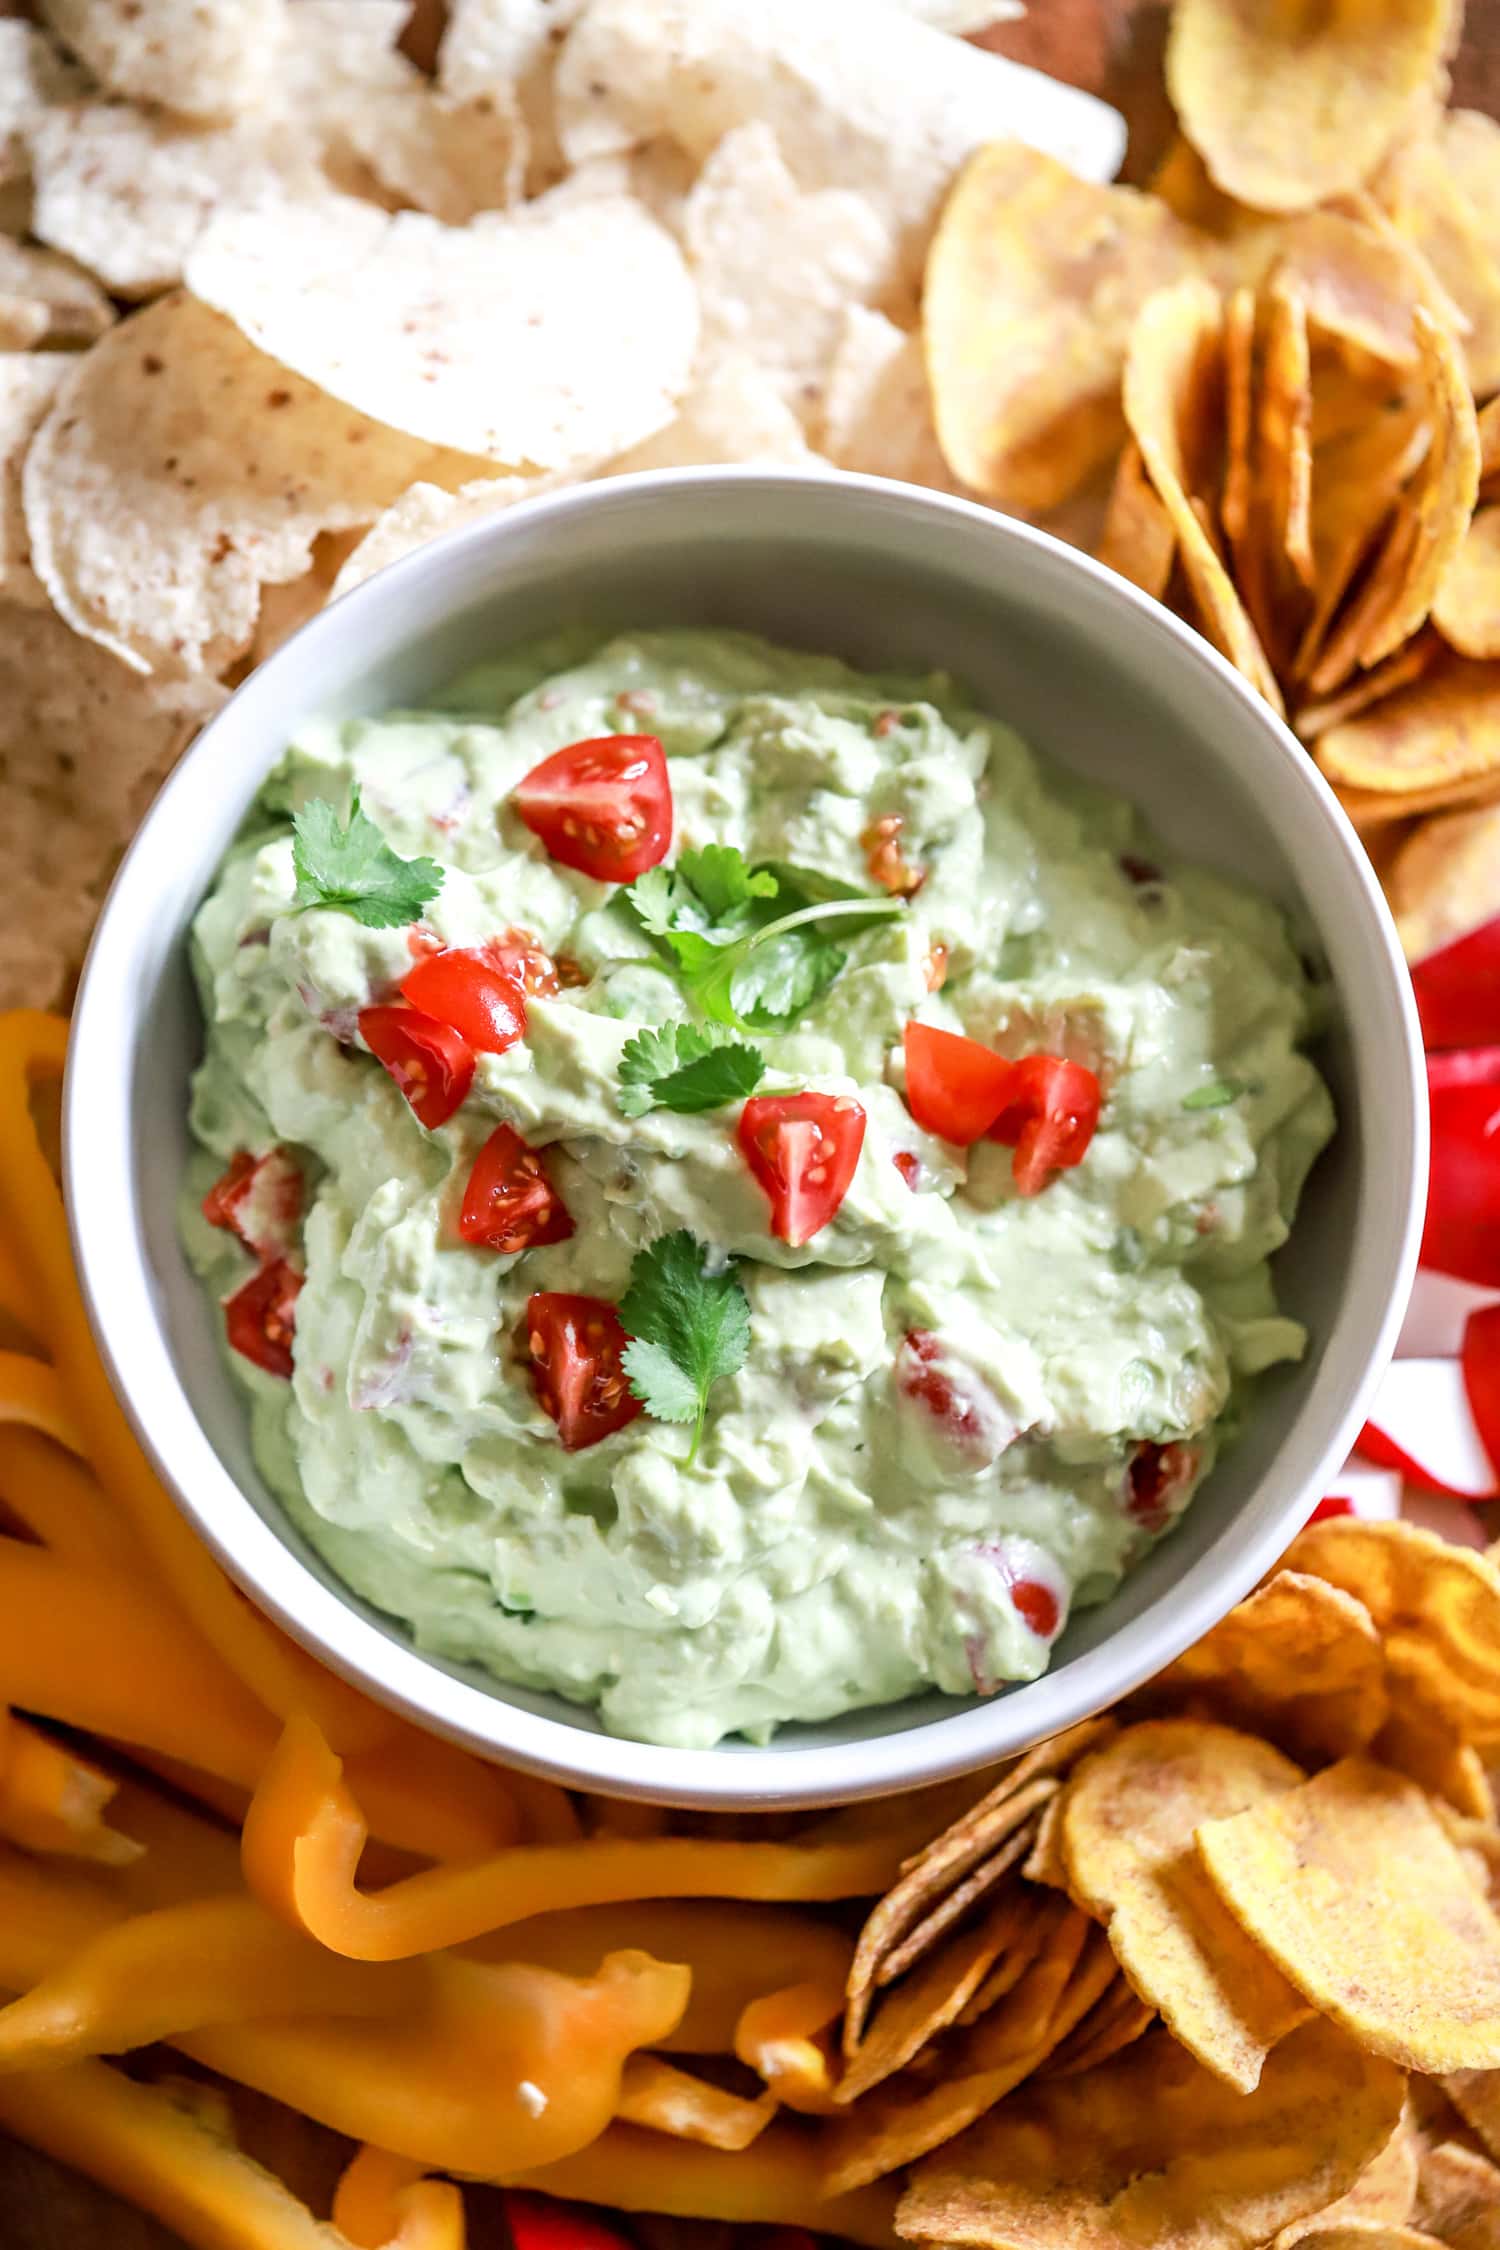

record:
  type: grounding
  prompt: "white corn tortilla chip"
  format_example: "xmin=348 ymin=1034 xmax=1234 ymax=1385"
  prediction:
xmin=554 ymin=0 xmax=1125 ymax=289
xmin=0 ymin=356 xmax=66 ymax=607
xmin=683 ymin=123 xmax=892 ymax=426
xmin=609 ymin=355 xmax=816 ymax=470
xmin=0 ymin=601 xmax=224 ymax=1010
xmin=37 ymin=0 xmax=285 ymax=119
xmin=440 ymin=0 xmax=590 ymax=191
xmin=29 ymin=105 xmax=326 ymax=297
xmin=0 ymin=22 xmax=86 ymax=187
xmin=23 ymin=292 xmax=498 ymax=678
xmin=331 ymin=473 xmax=554 ymax=599
xmin=820 ymin=305 xmax=962 ymax=489
xmin=0 ymin=237 xmax=113 ymax=348
xmin=185 ymin=189 xmax=698 ymax=471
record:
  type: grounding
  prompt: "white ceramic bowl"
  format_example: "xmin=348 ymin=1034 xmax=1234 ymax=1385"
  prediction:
xmin=66 ymin=469 xmax=1426 ymax=1809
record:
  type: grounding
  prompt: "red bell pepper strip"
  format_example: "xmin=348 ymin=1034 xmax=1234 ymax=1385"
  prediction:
xmin=1411 ymin=912 xmax=1500 ymax=1050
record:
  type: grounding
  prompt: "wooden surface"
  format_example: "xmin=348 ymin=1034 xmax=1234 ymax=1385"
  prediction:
xmin=6 ymin=0 xmax=1499 ymax=2240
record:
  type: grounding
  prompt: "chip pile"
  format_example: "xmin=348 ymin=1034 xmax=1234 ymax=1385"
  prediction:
xmin=809 ymin=1516 xmax=1500 ymax=2250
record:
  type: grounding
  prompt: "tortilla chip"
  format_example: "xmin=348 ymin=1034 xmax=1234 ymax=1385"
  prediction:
xmin=819 ymin=306 xmax=958 ymax=489
xmin=1315 ymin=652 xmax=1500 ymax=799
xmin=926 ymin=146 xmax=1217 ymax=512
xmin=1140 ymin=1571 xmax=1389 ymax=1766
xmin=896 ymin=2018 xmax=1407 ymax=2250
xmin=681 ymin=122 xmax=892 ymax=427
xmin=1288 ymin=1522 xmax=1500 ymax=1755
xmin=1200 ymin=1757 xmax=1500 ymax=2074
xmin=1124 ymin=277 xmax=1284 ymax=712
xmin=826 ymin=1910 xmax=1114 ymax=2193
xmin=0 ymin=602 xmax=223 ymax=1010
xmin=29 ymin=104 xmax=328 ymax=298
xmin=0 ymin=357 xmax=66 ymax=610
xmin=0 ymin=238 xmax=112 ymax=350
xmin=608 ymin=357 xmax=816 ymax=472
xmin=1166 ymin=0 xmax=1451 ymax=214
xmin=1413 ymin=2137 xmax=1500 ymax=2237
xmin=1274 ymin=2113 xmax=1422 ymax=2244
xmin=330 ymin=474 xmax=555 ymax=601
xmin=837 ymin=1894 xmax=1030 ymax=2105
xmin=1388 ymin=800 xmax=1500 ymax=959
xmin=37 ymin=0 xmax=283 ymax=117
xmin=876 ymin=1800 xmax=1055 ymax=1996
xmin=1296 ymin=632 xmax=1443 ymax=742
xmin=1060 ymin=1718 xmax=1310 ymax=2091
xmin=1097 ymin=441 xmax=1177 ymax=599
xmin=23 ymin=292 xmax=498 ymax=678
xmin=552 ymin=0 xmax=1125 ymax=294
xmin=0 ymin=22 xmax=85 ymax=187
xmin=185 ymin=189 xmax=698 ymax=473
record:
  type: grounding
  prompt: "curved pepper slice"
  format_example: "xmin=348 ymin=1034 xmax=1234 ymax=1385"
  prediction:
xmin=334 ymin=2146 xmax=467 ymax=2250
xmin=242 ymin=1717 xmax=907 ymax=1962
xmin=734 ymin=1977 xmax=846 ymax=2114
xmin=0 ymin=1708 xmax=140 ymax=1868
xmin=615 ymin=2054 xmax=776 ymax=2150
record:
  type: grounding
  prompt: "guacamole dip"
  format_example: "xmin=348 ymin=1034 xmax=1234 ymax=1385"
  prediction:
xmin=184 ymin=627 xmax=1334 ymax=1748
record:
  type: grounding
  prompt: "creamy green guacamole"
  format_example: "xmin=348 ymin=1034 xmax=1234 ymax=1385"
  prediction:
xmin=184 ymin=628 xmax=1334 ymax=1747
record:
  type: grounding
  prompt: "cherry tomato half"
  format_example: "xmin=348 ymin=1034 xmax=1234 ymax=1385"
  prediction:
xmin=401 ymin=945 xmax=526 ymax=1056
xmin=737 ymin=1092 xmax=866 ymax=1247
xmin=201 ymin=1147 xmax=302 ymax=1259
xmin=522 ymin=1292 xmax=642 ymax=1452
xmin=513 ymin=735 xmax=672 ymax=882
xmin=1011 ymin=1578 xmax=1061 ymax=1638
xmin=223 ymin=1258 xmax=302 ymax=1379
xmin=1123 ymin=1439 xmax=1200 ymax=1532
xmin=483 ymin=928 xmax=566 ymax=997
xmin=896 ymin=1329 xmax=1010 ymax=1463
xmin=460 ymin=1125 xmax=574 ymax=1254
xmin=987 ymin=1054 xmax=1101 ymax=1195
xmin=358 ymin=1004 xmax=474 ymax=1130
xmin=902 ymin=1021 xmax=1015 ymax=1145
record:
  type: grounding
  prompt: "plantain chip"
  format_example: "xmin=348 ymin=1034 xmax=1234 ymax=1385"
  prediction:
xmin=1096 ymin=439 xmax=1177 ymax=598
xmin=1275 ymin=2110 xmax=1421 ymax=2244
xmin=1296 ymin=633 xmax=1443 ymax=743
xmin=1434 ymin=505 xmax=1500 ymax=659
xmin=1060 ymin=1718 xmax=1310 ymax=2091
xmin=896 ymin=2017 xmax=1407 ymax=2250
xmin=836 ymin=1893 xmax=1023 ymax=2105
xmin=1315 ymin=651 xmax=1500 ymax=800
xmin=1199 ymin=1758 xmax=1500 ymax=2074
xmin=1387 ymin=799 xmax=1500 ymax=958
xmin=924 ymin=143 xmax=1217 ymax=511
xmin=1165 ymin=0 xmax=1453 ymax=215
xmin=1412 ymin=2135 xmax=1500 ymax=2237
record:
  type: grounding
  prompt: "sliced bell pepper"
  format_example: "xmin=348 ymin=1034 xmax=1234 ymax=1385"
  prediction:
xmin=0 ymin=1708 xmax=140 ymax=1868
xmin=1464 ymin=1301 xmax=1500 ymax=1487
xmin=734 ymin=1977 xmax=845 ymax=2114
xmin=0 ymin=1426 xmax=139 ymax=1569
xmin=1411 ymin=913 xmax=1500 ymax=1049
xmin=1423 ymin=1080 xmax=1500 ymax=1290
xmin=614 ymin=2054 xmax=776 ymax=2150
xmin=334 ymin=2146 xmax=466 ymax=2250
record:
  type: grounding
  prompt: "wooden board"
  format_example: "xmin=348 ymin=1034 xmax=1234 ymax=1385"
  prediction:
xmin=5 ymin=0 xmax=1499 ymax=2238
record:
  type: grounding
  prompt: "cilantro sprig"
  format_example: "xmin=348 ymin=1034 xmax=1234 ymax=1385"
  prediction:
xmin=617 ymin=1022 xmax=765 ymax=1118
xmin=624 ymin=845 xmax=904 ymax=1030
xmin=291 ymin=786 xmax=443 ymax=929
xmin=620 ymin=1230 xmax=751 ymax=1465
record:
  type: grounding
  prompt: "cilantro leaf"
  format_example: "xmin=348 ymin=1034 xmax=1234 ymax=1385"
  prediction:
xmin=728 ymin=929 xmax=845 ymax=1027
xmin=676 ymin=844 xmax=778 ymax=921
xmin=1182 ymin=1078 xmax=1243 ymax=1111
xmin=620 ymin=1230 xmax=751 ymax=1463
xmin=291 ymin=787 xmax=443 ymax=929
xmin=617 ymin=1022 xmax=765 ymax=1117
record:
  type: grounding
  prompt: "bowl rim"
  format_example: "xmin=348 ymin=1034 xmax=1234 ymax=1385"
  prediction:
xmin=64 ymin=466 xmax=1428 ymax=1807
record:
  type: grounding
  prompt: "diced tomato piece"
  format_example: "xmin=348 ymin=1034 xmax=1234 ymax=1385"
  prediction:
xmin=358 ymin=1004 xmax=474 ymax=1129
xmin=482 ymin=928 xmax=563 ymax=998
xmin=460 ymin=1125 xmax=574 ymax=1254
xmin=1411 ymin=912 xmax=1500 ymax=1049
xmin=1011 ymin=1579 xmax=1061 ymax=1638
xmin=1428 ymin=1045 xmax=1500 ymax=1093
xmin=523 ymin=1292 xmax=642 ymax=1452
xmin=862 ymin=813 xmax=924 ymax=898
xmin=987 ymin=1054 xmax=1102 ymax=1195
xmin=400 ymin=946 xmax=526 ymax=1056
xmin=1309 ymin=1495 xmax=1354 ymax=1523
xmin=223 ymin=1258 xmax=301 ymax=1379
xmin=1123 ymin=1439 xmax=1200 ymax=1531
xmin=1423 ymin=1081 xmax=1500 ymax=1288
xmin=903 ymin=1022 xmax=1015 ymax=1145
xmin=406 ymin=924 xmax=445 ymax=961
xmin=738 ymin=1092 xmax=866 ymax=1247
xmin=894 ymin=1149 xmax=922 ymax=1190
xmin=501 ymin=2194 xmax=635 ymax=2250
xmin=513 ymin=734 xmax=672 ymax=882
xmin=202 ymin=1148 xmax=302 ymax=1259
xmin=896 ymin=1329 xmax=1012 ymax=1462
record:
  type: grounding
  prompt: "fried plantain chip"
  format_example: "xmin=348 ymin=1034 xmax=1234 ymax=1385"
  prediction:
xmin=1200 ymin=1758 xmax=1500 ymax=2074
xmin=1097 ymin=439 xmax=1177 ymax=598
xmin=896 ymin=2018 xmax=1407 ymax=2250
xmin=1165 ymin=0 xmax=1453 ymax=215
xmin=1140 ymin=1571 xmax=1389 ymax=1765
xmin=1377 ymin=132 xmax=1500 ymax=397
xmin=1021 ymin=1792 xmax=1068 ymax=1892
xmin=1040 ymin=1973 xmax=1157 ymax=2079
xmin=1274 ymin=2110 xmax=1421 ymax=2244
xmin=1388 ymin=799 xmax=1500 ymax=959
xmin=1337 ymin=770 xmax=1500 ymax=828
xmin=1444 ymin=2077 xmax=1500 ymax=2175
xmin=837 ymin=1893 xmax=1024 ymax=2105
xmin=1296 ymin=632 xmax=1443 ymax=742
xmin=955 ymin=1889 xmax=1071 ymax=2028
xmin=925 ymin=143 xmax=1217 ymax=511
xmin=1413 ymin=2135 xmax=1500 ymax=2237
xmin=1434 ymin=505 xmax=1500 ymax=659
xmin=1060 ymin=1718 xmax=1310 ymax=2091
xmin=1316 ymin=651 xmax=1500 ymax=800
xmin=1221 ymin=283 xmax=1257 ymax=555
xmin=1124 ymin=276 xmax=1283 ymax=710
xmin=1286 ymin=1521 xmax=1500 ymax=1752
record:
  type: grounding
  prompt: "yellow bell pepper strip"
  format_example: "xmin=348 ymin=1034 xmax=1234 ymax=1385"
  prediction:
xmin=0 ymin=1893 xmax=427 ymax=2070
xmin=0 ymin=1010 xmax=390 ymax=1755
xmin=734 ymin=1978 xmax=845 ymax=2115
xmin=105 ymin=1776 xmax=247 ymax=1907
xmin=334 ymin=2147 xmax=466 ymax=2250
xmin=0 ymin=1425 xmax=139 ymax=1568
xmin=614 ymin=2055 xmax=776 ymax=2151
xmin=0 ymin=2053 xmax=358 ymax=2250
xmin=0 ymin=1708 xmax=142 ymax=1866
xmin=505 ymin=1768 xmax=584 ymax=1846
xmin=0 ymin=1350 xmax=86 ymax=1453
xmin=504 ymin=2119 xmax=899 ymax=2248
xmin=243 ymin=1717 xmax=905 ymax=1962
xmin=0 ymin=1845 xmax=123 ymax=1986
xmin=475 ymin=1900 xmax=852 ymax=2056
